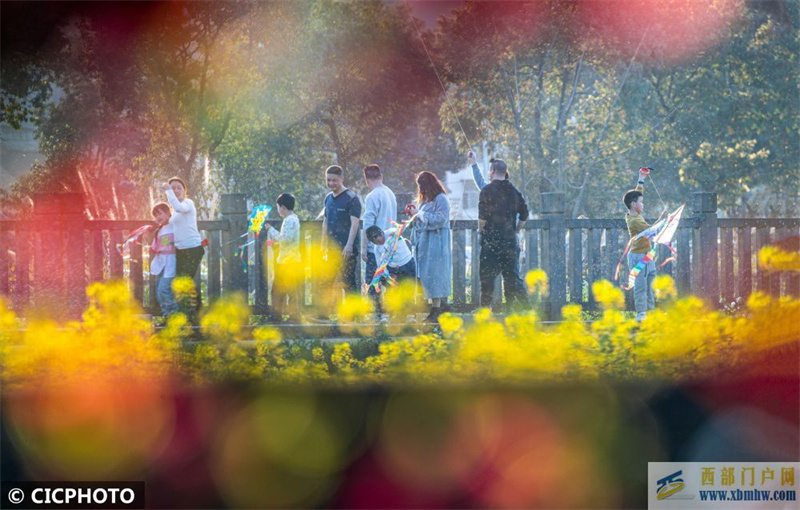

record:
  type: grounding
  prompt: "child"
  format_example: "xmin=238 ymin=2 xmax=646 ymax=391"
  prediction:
xmin=150 ymin=202 xmax=178 ymax=316
xmin=366 ymin=225 xmax=417 ymax=322
xmin=265 ymin=193 xmax=301 ymax=322
xmin=623 ymin=168 xmax=655 ymax=321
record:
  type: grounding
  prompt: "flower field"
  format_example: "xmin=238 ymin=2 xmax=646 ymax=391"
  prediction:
xmin=1 ymin=249 xmax=797 ymax=508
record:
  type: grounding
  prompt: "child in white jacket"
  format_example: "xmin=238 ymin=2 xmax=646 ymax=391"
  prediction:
xmin=150 ymin=202 xmax=178 ymax=316
xmin=265 ymin=193 xmax=301 ymax=322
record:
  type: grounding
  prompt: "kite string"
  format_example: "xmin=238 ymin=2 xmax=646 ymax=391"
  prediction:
xmin=405 ymin=1 xmax=481 ymax=221
xmin=405 ymin=0 xmax=473 ymax=150
xmin=648 ymin=173 xmax=668 ymax=213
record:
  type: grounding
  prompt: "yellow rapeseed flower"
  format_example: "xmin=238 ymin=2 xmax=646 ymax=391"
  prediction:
xmin=525 ymin=269 xmax=549 ymax=296
xmin=253 ymin=326 xmax=282 ymax=344
xmin=338 ymin=293 xmax=373 ymax=321
xmin=473 ymin=308 xmax=493 ymax=323
xmin=0 ymin=297 xmax=18 ymax=337
xmin=562 ymin=303 xmax=582 ymax=321
xmin=592 ymin=280 xmax=625 ymax=310
xmin=270 ymin=253 xmax=305 ymax=289
xmin=337 ymin=292 xmax=374 ymax=335
xmin=171 ymin=276 xmax=197 ymax=300
xmin=747 ymin=291 xmax=771 ymax=311
xmin=437 ymin=312 xmax=463 ymax=336
xmin=758 ymin=246 xmax=800 ymax=273
xmin=383 ymin=279 xmax=425 ymax=317
xmin=200 ymin=293 xmax=250 ymax=343
xmin=305 ymin=242 xmax=342 ymax=283
xmin=4 ymin=273 xmax=799 ymax=388
xmin=331 ymin=343 xmax=363 ymax=380
xmin=653 ymin=275 xmax=677 ymax=301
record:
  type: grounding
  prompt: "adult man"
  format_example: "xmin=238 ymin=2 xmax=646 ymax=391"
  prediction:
xmin=478 ymin=158 xmax=529 ymax=312
xmin=322 ymin=165 xmax=362 ymax=293
xmin=360 ymin=164 xmax=397 ymax=316
xmin=469 ymin=150 xmax=521 ymax=274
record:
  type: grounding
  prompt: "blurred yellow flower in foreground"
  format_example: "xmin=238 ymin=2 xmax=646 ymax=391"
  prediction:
xmin=383 ymin=279 xmax=424 ymax=318
xmin=525 ymin=269 xmax=549 ymax=296
xmin=1 ymin=279 xmax=797 ymax=387
xmin=305 ymin=242 xmax=342 ymax=283
xmin=201 ymin=293 xmax=250 ymax=343
xmin=437 ymin=313 xmax=463 ymax=336
xmin=338 ymin=293 xmax=373 ymax=321
xmin=758 ymin=246 xmax=800 ymax=272
xmin=1 ymin=281 xmax=177 ymax=480
xmin=592 ymin=280 xmax=625 ymax=310
xmin=337 ymin=293 xmax=374 ymax=335
xmin=1 ymin=276 xmax=797 ymax=498
xmin=172 ymin=276 xmax=197 ymax=300
xmin=653 ymin=274 xmax=677 ymax=300
xmin=474 ymin=308 xmax=493 ymax=322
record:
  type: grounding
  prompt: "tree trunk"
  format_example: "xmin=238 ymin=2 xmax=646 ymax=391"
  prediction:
xmin=323 ymin=106 xmax=349 ymax=175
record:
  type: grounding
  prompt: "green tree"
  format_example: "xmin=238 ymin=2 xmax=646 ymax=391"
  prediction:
xmin=644 ymin=4 xmax=799 ymax=216
xmin=435 ymin=1 xmax=642 ymax=215
xmin=214 ymin=0 xmax=455 ymax=212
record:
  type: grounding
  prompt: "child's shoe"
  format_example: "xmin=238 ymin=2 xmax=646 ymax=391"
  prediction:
xmin=424 ymin=307 xmax=442 ymax=323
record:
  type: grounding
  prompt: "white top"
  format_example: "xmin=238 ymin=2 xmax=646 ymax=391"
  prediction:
xmin=363 ymin=184 xmax=397 ymax=254
xmin=375 ymin=227 xmax=413 ymax=268
xmin=150 ymin=223 xmax=177 ymax=277
xmin=267 ymin=213 xmax=301 ymax=264
xmin=166 ymin=189 xmax=203 ymax=249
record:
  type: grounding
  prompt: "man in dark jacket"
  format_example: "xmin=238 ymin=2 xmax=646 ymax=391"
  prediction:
xmin=478 ymin=158 xmax=529 ymax=311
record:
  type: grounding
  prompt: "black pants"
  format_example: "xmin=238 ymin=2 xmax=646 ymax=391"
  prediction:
xmin=176 ymin=245 xmax=204 ymax=311
xmin=388 ymin=259 xmax=416 ymax=280
xmin=479 ymin=240 xmax=527 ymax=311
xmin=370 ymin=256 xmax=417 ymax=316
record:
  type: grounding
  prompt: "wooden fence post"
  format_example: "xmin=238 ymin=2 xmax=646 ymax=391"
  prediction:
xmin=32 ymin=193 xmax=85 ymax=319
xmin=220 ymin=193 xmax=248 ymax=295
xmin=691 ymin=192 xmax=719 ymax=307
xmin=65 ymin=195 xmax=86 ymax=317
xmin=541 ymin=192 xmax=566 ymax=320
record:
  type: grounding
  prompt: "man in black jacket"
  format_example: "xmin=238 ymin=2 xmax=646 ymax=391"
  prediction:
xmin=478 ymin=158 xmax=529 ymax=312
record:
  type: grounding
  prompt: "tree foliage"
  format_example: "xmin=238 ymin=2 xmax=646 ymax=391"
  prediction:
xmin=1 ymin=0 xmax=796 ymax=219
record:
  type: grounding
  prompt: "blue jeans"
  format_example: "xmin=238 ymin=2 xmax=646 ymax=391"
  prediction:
xmin=156 ymin=274 xmax=179 ymax=316
xmin=628 ymin=252 xmax=656 ymax=320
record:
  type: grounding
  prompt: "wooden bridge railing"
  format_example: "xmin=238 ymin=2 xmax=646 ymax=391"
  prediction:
xmin=1 ymin=192 xmax=798 ymax=320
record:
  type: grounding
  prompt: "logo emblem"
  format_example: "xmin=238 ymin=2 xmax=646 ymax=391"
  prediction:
xmin=657 ymin=470 xmax=685 ymax=500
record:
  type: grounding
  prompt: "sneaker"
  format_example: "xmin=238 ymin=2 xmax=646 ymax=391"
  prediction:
xmin=424 ymin=308 xmax=442 ymax=323
xmin=635 ymin=312 xmax=646 ymax=322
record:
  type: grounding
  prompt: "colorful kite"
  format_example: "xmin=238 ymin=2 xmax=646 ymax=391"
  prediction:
xmin=248 ymin=205 xmax=272 ymax=235
xmin=229 ymin=205 xmax=272 ymax=272
xmin=116 ymin=224 xmax=155 ymax=258
xmin=364 ymin=214 xmax=417 ymax=294
xmin=615 ymin=203 xmax=686 ymax=290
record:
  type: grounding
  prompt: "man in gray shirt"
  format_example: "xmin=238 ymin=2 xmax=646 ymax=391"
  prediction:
xmin=361 ymin=164 xmax=397 ymax=318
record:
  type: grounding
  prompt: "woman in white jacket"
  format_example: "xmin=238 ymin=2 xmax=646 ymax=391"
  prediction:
xmin=162 ymin=177 xmax=204 ymax=310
